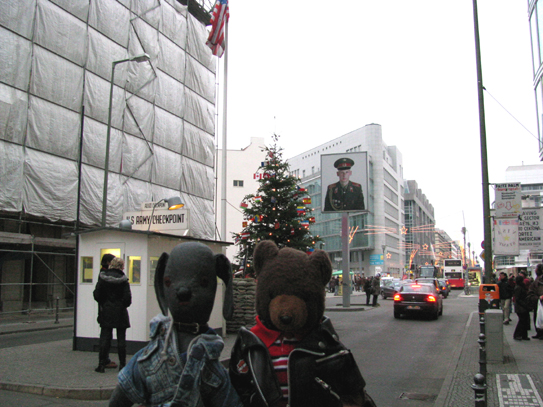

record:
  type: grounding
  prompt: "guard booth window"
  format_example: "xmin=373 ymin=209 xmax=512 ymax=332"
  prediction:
xmin=81 ymin=257 xmax=93 ymax=283
xmin=128 ymin=256 xmax=141 ymax=284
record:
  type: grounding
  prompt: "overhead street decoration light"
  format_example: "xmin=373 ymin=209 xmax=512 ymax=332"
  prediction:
xmin=147 ymin=197 xmax=184 ymax=232
xmin=101 ymin=53 xmax=151 ymax=228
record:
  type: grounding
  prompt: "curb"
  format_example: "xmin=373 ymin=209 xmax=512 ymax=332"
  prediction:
xmin=0 ymin=323 xmax=73 ymax=336
xmin=0 ymin=382 xmax=115 ymax=400
xmin=433 ymin=310 xmax=476 ymax=407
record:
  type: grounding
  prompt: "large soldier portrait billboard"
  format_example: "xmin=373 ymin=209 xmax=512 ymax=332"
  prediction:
xmin=321 ymin=152 xmax=368 ymax=213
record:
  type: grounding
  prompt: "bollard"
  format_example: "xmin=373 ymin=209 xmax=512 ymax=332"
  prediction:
xmin=478 ymin=333 xmax=486 ymax=380
xmin=479 ymin=315 xmax=485 ymax=334
xmin=471 ymin=373 xmax=486 ymax=407
xmin=55 ymin=296 xmax=59 ymax=324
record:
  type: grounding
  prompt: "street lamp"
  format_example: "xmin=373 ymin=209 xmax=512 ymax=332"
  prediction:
xmin=101 ymin=53 xmax=151 ymax=227
xmin=147 ymin=197 xmax=184 ymax=232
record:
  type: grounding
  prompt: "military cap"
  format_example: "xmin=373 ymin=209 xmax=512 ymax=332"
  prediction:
xmin=334 ymin=157 xmax=355 ymax=170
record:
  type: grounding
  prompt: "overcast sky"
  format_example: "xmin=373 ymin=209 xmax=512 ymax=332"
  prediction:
xmin=217 ymin=1 xmax=540 ymax=262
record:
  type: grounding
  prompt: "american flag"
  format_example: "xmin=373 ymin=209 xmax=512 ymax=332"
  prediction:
xmin=206 ymin=0 xmax=229 ymax=57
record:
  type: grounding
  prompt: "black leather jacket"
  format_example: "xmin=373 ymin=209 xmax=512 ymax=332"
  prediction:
xmin=229 ymin=317 xmax=375 ymax=407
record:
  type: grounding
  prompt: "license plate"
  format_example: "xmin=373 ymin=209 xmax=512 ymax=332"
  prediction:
xmin=407 ymin=306 xmax=420 ymax=310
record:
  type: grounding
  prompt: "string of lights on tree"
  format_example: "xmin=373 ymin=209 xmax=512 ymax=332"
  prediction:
xmin=232 ymin=134 xmax=321 ymax=276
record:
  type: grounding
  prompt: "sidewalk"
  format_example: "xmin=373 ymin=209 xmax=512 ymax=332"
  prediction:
xmin=436 ymin=294 xmax=543 ymax=407
xmin=1 ymin=294 xmax=542 ymax=405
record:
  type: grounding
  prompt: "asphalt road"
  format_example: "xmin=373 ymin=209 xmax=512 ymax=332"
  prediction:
xmin=0 ymin=290 xmax=475 ymax=406
xmin=325 ymin=289 xmax=475 ymax=406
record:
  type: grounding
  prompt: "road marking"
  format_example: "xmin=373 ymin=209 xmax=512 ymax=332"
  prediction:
xmin=497 ymin=374 xmax=543 ymax=406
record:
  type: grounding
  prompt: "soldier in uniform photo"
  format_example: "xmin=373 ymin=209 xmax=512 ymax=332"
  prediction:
xmin=324 ymin=157 xmax=365 ymax=211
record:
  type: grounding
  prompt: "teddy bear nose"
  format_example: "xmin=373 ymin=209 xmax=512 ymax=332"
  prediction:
xmin=176 ymin=287 xmax=192 ymax=302
xmin=280 ymin=315 xmax=293 ymax=325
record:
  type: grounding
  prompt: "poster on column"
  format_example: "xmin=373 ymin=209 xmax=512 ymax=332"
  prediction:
xmin=492 ymin=218 xmax=520 ymax=255
xmin=519 ymin=208 xmax=543 ymax=250
xmin=494 ymin=183 xmax=522 ymax=218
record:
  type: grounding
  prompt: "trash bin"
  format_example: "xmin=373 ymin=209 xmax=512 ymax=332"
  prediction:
xmin=479 ymin=284 xmax=500 ymax=314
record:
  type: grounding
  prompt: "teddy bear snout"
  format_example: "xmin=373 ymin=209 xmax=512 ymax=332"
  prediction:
xmin=279 ymin=315 xmax=293 ymax=325
xmin=176 ymin=286 xmax=192 ymax=303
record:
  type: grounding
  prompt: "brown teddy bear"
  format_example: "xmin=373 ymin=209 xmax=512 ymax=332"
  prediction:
xmin=229 ymin=240 xmax=376 ymax=407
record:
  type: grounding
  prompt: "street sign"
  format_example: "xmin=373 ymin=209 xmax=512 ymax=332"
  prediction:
xmin=370 ymin=254 xmax=384 ymax=265
xmin=494 ymin=183 xmax=522 ymax=218
xmin=519 ymin=208 xmax=543 ymax=250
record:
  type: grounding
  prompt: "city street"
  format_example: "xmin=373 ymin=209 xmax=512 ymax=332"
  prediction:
xmin=325 ymin=289 xmax=476 ymax=406
xmin=0 ymin=290 xmax=478 ymax=406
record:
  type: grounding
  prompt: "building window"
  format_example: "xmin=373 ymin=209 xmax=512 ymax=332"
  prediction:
xmin=128 ymin=256 xmax=141 ymax=284
xmin=233 ymin=180 xmax=244 ymax=187
xmin=81 ymin=257 xmax=93 ymax=283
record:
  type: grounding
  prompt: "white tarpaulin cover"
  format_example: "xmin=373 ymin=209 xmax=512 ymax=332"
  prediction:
xmin=0 ymin=0 xmax=218 ymax=239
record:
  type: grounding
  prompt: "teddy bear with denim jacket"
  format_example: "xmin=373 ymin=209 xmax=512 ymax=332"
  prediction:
xmin=109 ymin=242 xmax=242 ymax=407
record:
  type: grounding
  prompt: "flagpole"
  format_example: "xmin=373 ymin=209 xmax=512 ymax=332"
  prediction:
xmin=220 ymin=17 xmax=228 ymax=241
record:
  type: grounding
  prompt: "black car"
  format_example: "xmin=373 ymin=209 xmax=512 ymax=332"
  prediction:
xmin=381 ymin=280 xmax=406 ymax=299
xmin=437 ymin=279 xmax=450 ymax=298
xmin=393 ymin=283 xmax=443 ymax=320
xmin=415 ymin=278 xmax=440 ymax=292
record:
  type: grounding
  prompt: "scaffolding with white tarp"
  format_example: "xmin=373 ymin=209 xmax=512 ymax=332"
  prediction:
xmin=0 ymin=0 xmax=218 ymax=314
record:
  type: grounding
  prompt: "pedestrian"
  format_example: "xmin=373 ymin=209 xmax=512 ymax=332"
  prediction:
xmin=513 ymin=275 xmax=531 ymax=341
xmin=364 ymin=276 xmax=372 ymax=305
xmin=497 ymin=272 xmax=513 ymax=325
xmin=528 ymin=263 xmax=543 ymax=339
xmin=329 ymin=276 xmax=336 ymax=294
xmin=96 ymin=253 xmax=117 ymax=369
xmin=93 ymin=257 xmax=132 ymax=373
xmin=371 ymin=274 xmax=381 ymax=307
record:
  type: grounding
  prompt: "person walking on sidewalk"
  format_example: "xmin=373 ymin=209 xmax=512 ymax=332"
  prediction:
xmin=498 ymin=272 xmax=513 ymax=325
xmin=364 ymin=276 xmax=372 ymax=305
xmin=529 ymin=263 xmax=543 ymax=339
xmin=93 ymin=257 xmax=132 ymax=373
xmin=371 ymin=274 xmax=381 ymax=307
xmin=513 ymin=275 xmax=531 ymax=341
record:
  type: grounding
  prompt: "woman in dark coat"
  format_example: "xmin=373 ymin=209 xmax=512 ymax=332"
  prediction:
xmin=93 ymin=257 xmax=132 ymax=372
xmin=513 ymin=275 xmax=531 ymax=341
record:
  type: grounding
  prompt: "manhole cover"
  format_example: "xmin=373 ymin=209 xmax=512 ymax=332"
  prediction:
xmin=398 ymin=393 xmax=436 ymax=401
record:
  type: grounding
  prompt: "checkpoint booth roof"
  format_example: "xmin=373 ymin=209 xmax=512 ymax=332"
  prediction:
xmin=74 ymin=227 xmax=232 ymax=354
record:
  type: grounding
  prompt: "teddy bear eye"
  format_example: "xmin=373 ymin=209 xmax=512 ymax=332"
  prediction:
xmin=200 ymin=277 xmax=209 ymax=288
xmin=164 ymin=277 xmax=171 ymax=288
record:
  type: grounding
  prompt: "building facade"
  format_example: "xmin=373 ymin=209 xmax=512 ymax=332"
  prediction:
xmin=403 ymin=180 xmax=436 ymax=272
xmin=528 ymin=0 xmax=543 ymax=159
xmin=215 ymin=137 xmax=267 ymax=260
xmin=0 ymin=1 xmax=218 ymax=314
xmin=434 ymin=228 xmax=461 ymax=267
xmin=494 ymin=163 xmax=543 ymax=274
xmin=287 ymin=124 xmax=405 ymax=277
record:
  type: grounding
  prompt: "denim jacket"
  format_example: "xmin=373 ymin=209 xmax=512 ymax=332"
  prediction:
xmin=118 ymin=314 xmax=242 ymax=407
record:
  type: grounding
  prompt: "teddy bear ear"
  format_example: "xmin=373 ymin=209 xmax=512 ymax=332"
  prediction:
xmin=154 ymin=252 xmax=170 ymax=316
xmin=253 ymin=240 xmax=279 ymax=276
xmin=309 ymin=250 xmax=333 ymax=286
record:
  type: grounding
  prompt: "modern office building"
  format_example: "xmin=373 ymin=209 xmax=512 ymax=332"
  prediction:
xmin=403 ymin=180 xmax=436 ymax=271
xmin=528 ymin=1 xmax=543 ymax=159
xmin=287 ymin=124 xmax=405 ymax=277
xmin=434 ymin=228 xmax=461 ymax=266
xmin=215 ymin=137 xmax=267 ymax=260
xmin=0 ymin=1 xmax=219 ymax=314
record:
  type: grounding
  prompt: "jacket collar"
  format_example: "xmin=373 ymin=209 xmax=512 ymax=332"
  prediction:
xmin=251 ymin=315 xmax=339 ymax=349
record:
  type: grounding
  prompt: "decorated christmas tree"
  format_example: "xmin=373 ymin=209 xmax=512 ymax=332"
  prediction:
xmin=233 ymin=134 xmax=321 ymax=277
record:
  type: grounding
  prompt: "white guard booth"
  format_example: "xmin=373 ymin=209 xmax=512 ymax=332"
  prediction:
xmin=74 ymin=228 xmax=230 ymax=354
